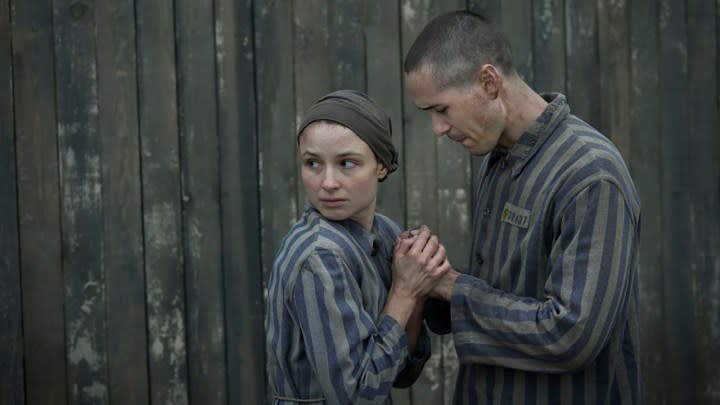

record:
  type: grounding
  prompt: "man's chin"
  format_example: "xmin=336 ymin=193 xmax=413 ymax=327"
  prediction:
xmin=457 ymin=139 xmax=479 ymax=154
xmin=467 ymin=144 xmax=491 ymax=156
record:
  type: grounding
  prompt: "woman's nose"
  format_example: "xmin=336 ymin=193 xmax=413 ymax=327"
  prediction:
xmin=321 ymin=169 xmax=340 ymax=190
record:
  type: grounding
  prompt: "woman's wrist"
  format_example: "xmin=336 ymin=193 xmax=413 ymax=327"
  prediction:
xmin=382 ymin=285 xmax=419 ymax=328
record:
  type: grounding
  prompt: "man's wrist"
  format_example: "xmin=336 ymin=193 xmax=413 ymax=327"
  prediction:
xmin=437 ymin=271 xmax=459 ymax=301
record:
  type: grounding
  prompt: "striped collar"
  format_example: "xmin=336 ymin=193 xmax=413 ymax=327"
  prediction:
xmin=307 ymin=205 xmax=381 ymax=257
xmin=494 ymin=93 xmax=570 ymax=177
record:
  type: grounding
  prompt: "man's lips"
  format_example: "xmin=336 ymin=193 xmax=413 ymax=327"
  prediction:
xmin=446 ymin=133 xmax=466 ymax=142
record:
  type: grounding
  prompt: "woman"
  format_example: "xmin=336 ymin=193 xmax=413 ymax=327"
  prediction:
xmin=265 ymin=90 xmax=450 ymax=404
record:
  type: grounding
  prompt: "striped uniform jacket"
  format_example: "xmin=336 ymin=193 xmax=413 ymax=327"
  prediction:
xmin=266 ymin=207 xmax=431 ymax=404
xmin=429 ymin=93 xmax=643 ymax=404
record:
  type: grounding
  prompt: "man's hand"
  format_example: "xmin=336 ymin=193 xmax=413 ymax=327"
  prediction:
xmin=428 ymin=269 xmax=460 ymax=301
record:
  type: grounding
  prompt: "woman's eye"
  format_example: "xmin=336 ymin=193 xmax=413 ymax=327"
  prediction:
xmin=305 ymin=160 xmax=320 ymax=169
xmin=341 ymin=160 xmax=357 ymax=169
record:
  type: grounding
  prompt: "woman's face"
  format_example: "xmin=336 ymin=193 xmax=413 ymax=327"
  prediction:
xmin=299 ymin=121 xmax=387 ymax=230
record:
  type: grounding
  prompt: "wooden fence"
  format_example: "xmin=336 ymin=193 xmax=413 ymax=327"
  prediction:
xmin=1 ymin=0 xmax=718 ymax=404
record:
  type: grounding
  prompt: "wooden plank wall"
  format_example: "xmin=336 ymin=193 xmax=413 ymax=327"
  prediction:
xmin=1 ymin=1 xmax=718 ymax=404
xmin=0 ymin=0 xmax=22 ymax=403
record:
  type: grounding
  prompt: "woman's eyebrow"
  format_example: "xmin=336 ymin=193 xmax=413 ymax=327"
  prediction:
xmin=302 ymin=150 xmax=364 ymax=158
xmin=300 ymin=150 xmax=320 ymax=158
xmin=336 ymin=152 xmax=364 ymax=158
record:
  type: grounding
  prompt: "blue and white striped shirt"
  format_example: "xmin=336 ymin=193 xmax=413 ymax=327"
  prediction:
xmin=429 ymin=93 xmax=643 ymax=404
xmin=266 ymin=207 xmax=430 ymax=404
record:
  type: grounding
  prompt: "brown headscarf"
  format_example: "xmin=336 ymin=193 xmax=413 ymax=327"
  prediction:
xmin=297 ymin=90 xmax=398 ymax=179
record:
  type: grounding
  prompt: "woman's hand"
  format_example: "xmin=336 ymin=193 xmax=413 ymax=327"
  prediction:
xmin=391 ymin=225 xmax=452 ymax=299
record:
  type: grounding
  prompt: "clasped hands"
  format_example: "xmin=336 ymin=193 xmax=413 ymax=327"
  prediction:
xmin=390 ymin=225 xmax=458 ymax=302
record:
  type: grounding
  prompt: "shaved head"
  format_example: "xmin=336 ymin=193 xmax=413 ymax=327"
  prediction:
xmin=404 ymin=10 xmax=516 ymax=89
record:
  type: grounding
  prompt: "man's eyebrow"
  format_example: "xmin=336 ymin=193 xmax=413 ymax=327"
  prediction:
xmin=418 ymin=104 xmax=441 ymax=111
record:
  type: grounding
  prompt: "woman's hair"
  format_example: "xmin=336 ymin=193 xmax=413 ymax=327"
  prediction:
xmin=404 ymin=10 xmax=515 ymax=89
xmin=297 ymin=89 xmax=398 ymax=181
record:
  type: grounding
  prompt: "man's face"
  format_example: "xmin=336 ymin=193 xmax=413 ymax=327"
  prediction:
xmin=405 ymin=66 xmax=506 ymax=156
xmin=299 ymin=121 xmax=386 ymax=230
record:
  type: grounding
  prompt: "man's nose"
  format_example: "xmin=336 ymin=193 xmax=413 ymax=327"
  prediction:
xmin=431 ymin=114 xmax=450 ymax=137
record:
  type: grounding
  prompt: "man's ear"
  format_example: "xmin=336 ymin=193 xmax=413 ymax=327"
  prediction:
xmin=477 ymin=64 xmax=502 ymax=99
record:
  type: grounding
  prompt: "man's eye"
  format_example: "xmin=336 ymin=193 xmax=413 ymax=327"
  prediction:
xmin=435 ymin=106 xmax=448 ymax=114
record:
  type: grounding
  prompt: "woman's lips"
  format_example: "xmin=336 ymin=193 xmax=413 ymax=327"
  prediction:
xmin=320 ymin=198 xmax=346 ymax=208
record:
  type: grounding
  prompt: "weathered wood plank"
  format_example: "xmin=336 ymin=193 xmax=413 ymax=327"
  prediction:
xmin=628 ymin=0 xmax=664 ymax=402
xmin=255 ymin=0 xmax=297 ymax=283
xmin=366 ymin=0 xmax=406 ymax=244
xmin=293 ymin=0 xmax=330 ymax=116
xmin=400 ymin=1 xmax=442 ymax=402
xmin=53 ymin=1 xmax=109 ymax=402
xmin=565 ymin=0 xmax=600 ymax=129
xmin=256 ymin=3 xmax=298 ymax=402
xmin=366 ymin=4 xmax=411 ymax=402
xmin=401 ymin=3 xmax=467 ymax=403
xmin=328 ymin=0 xmax=365 ymax=90
xmin=532 ymin=0 xmax=565 ymax=94
xmin=598 ymin=0 xmax=631 ymax=160
xmin=467 ymin=0 xmax=501 ymax=21
xmin=95 ymin=1 xmax=148 ymax=403
xmin=686 ymin=0 xmax=720 ymax=401
xmin=0 ymin=1 xmax=24 ymax=403
xmin=135 ymin=0 xmax=189 ymax=403
xmin=435 ymin=132 xmax=469 ymax=405
xmin=428 ymin=5 xmax=468 ymax=405
xmin=431 ymin=5 xmax=470 ymax=405
xmin=215 ymin=1 xmax=266 ymax=403
xmin=499 ymin=0 xmax=533 ymax=87
xmin=657 ymin=0 xmax=701 ymax=402
xmin=11 ymin=1 xmax=68 ymax=403
xmin=293 ymin=0 xmax=330 ymax=209
xmin=175 ymin=0 xmax=227 ymax=403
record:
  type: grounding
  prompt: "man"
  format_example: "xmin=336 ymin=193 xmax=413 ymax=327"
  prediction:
xmin=397 ymin=10 xmax=643 ymax=404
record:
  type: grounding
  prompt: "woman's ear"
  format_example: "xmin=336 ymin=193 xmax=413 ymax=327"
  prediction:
xmin=378 ymin=165 xmax=388 ymax=181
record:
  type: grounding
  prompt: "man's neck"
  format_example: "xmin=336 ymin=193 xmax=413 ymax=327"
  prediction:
xmin=500 ymin=78 xmax=549 ymax=147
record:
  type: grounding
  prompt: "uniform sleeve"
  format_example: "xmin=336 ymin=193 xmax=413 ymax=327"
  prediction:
xmin=424 ymin=298 xmax=452 ymax=335
xmin=451 ymin=179 xmax=639 ymax=372
xmin=292 ymin=248 xmax=410 ymax=404
xmin=392 ymin=322 xmax=431 ymax=388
